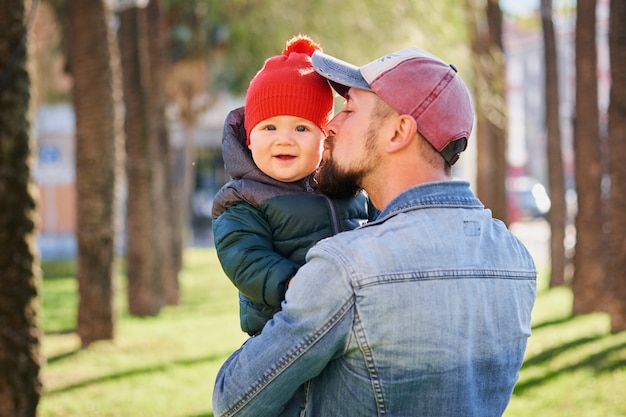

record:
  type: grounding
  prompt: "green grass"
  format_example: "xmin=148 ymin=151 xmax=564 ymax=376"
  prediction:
xmin=38 ymin=248 xmax=626 ymax=416
xmin=39 ymin=248 xmax=246 ymax=417
xmin=504 ymin=284 xmax=626 ymax=417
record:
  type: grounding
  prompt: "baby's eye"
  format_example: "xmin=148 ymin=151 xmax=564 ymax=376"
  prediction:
xmin=264 ymin=125 xmax=277 ymax=131
xmin=295 ymin=125 xmax=308 ymax=132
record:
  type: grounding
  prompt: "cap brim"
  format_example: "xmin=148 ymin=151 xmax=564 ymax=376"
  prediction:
xmin=312 ymin=50 xmax=372 ymax=97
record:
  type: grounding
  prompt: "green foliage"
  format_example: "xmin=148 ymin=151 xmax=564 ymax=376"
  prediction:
xmin=38 ymin=247 xmax=626 ymax=416
xmin=166 ymin=0 xmax=469 ymax=94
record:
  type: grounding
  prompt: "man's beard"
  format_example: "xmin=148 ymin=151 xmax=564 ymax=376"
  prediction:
xmin=315 ymin=117 xmax=380 ymax=199
xmin=315 ymin=157 xmax=365 ymax=199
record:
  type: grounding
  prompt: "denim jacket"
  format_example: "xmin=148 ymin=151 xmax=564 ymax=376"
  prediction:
xmin=213 ymin=180 xmax=537 ymax=417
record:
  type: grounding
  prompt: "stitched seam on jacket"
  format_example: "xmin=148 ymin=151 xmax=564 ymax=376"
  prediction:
xmin=353 ymin=270 xmax=536 ymax=289
xmin=353 ymin=309 xmax=387 ymax=417
xmin=222 ymin=296 xmax=354 ymax=416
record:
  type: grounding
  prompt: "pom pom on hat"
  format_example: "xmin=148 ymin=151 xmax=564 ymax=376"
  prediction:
xmin=244 ymin=35 xmax=334 ymax=144
xmin=282 ymin=34 xmax=321 ymax=56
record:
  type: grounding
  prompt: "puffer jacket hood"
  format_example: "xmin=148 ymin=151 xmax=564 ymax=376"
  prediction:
xmin=221 ymin=106 xmax=258 ymax=181
xmin=212 ymin=106 xmax=315 ymax=219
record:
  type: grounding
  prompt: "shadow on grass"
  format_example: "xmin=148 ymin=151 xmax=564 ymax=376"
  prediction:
xmin=531 ymin=315 xmax=574 ymax=331
xmin=45 ymin=328 xmax=76 ymax=336
xmin=522 ymin=334 xmax=607 ymax=367
xmin=47 ymin=348 xmax=82 ymax=365
xmin=515 ymin=337 xmax=626 ymax=394
xmin=45 ymin=352 xmax=232 ymax=396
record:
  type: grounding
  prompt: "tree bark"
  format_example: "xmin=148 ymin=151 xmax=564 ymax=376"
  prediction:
xmin=606 ymin=0 xmax=626 ymax=332
xmin=68 ymin=0 xmax=123 ymax=346
xmin=119 ymin=5 xmax=163 ymax=316
xmin=0 ymin=0 xmax=43 ymax=414
xmin=541 ymin=0 xmax=568 ymax=287
xmin=147 ymin=0 xmax=181 ymax=304
xmin=465 ymin=0 xmax=509 ymax=223
xmin=572 ymin=0 xmax=606 ymax=315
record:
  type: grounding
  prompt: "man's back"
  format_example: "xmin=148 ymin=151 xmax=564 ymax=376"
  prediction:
xmin=212 ymin=181 xmax=535 ymax=417
xmin=302 ymin=181 xmax=536 ymax=416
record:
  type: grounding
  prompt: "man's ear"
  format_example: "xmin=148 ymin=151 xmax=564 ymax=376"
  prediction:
xmin=386 ymin=115 xmax=417 ymax=153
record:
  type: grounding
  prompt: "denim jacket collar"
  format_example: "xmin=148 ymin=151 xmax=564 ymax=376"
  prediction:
xmin=372 ymin=180 xmax=484 ymax=225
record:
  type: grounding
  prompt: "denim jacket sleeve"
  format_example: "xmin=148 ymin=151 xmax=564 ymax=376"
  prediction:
xmin=212 ymin=245 xmax=354 ymax=417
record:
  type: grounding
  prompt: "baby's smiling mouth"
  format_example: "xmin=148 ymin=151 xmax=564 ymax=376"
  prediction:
xmin=275 ymin=154 xmax=296 ymax=160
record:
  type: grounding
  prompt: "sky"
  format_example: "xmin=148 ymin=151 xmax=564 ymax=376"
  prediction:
xmin=500 ymin=0 xmax=539 ymax=16
xmin=500 ymin=0 xmax=578 ymax=16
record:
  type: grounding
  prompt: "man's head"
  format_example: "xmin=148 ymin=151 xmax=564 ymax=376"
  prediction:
xmin=312 ymin=47 xmax=474 ymax=166
xmin=314 ymin=92 xmax=392 ymax=199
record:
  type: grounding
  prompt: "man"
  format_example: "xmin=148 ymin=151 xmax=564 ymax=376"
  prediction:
xmin=212 ymin=47 xmax=536 ymax=417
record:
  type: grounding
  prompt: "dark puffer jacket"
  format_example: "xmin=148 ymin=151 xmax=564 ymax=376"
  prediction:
xmin=212 ymin=107 xmax=375 ymax=335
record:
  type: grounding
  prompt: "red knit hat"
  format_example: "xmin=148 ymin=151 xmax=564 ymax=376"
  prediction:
xmin=244 ymin=35 xmax=334 ymax=144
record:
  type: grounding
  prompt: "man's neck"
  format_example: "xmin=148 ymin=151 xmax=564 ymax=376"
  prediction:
xmin=366 ymin=167 xmax=449 ymax=210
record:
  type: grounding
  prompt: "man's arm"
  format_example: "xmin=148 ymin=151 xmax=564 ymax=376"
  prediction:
xmin=212 ymin=247 xmax=355 ymax=417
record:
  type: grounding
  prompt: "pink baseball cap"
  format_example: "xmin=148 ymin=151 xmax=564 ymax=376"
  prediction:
xmin=312 ymin=47 xmax=474 ymax=165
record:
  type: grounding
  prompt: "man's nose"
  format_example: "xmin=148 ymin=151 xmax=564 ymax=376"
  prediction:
xmin=326 ymin=117 xmax=338 ymax=136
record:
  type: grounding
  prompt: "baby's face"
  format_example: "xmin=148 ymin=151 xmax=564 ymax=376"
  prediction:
xmin=248 ymin=115 xmax=325 ymax=183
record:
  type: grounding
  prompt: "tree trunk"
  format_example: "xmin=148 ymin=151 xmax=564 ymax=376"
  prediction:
xmin=606 ymin=0 xmax=626 ymax=332
xmin=465 ymin=0 xmax=509 ymax=223
xmin=119 ymin=5 xmax=163 ymax=316
xmin=166 ymin=59 xmax=208 ymax=253
xmin=0 ymin=0 xmax=43 ymax=414
xmin=147 ymin=0 xmax=181 ymax=304
xmin=541 ymin=0 xmax=568 ymax=287
xmin=68 ymin=0 xmax=123 ymax=347
xmin=572 ymin=0 xmax=606 ymax=315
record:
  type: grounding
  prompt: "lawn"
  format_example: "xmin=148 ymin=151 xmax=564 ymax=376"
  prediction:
xmin=38 ymin=247 xmax=626 ymax=417
xmin=39 ymin=249 xmax=247 ymax=417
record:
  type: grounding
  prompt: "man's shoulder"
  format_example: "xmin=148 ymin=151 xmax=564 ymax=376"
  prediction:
xmin=314 ymin=221 xmax=374 ymax=253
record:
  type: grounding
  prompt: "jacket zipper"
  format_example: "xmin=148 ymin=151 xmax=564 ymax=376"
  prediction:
xmin=305 ymin=177 xmax=340 ymax=235
xmin=323 ymin=194 xmax=340 ymax=235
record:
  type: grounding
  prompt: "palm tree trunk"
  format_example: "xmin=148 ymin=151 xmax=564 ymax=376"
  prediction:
xmin=68 ymin=0 xmax=123 ymax=346
xmin=606 ymin=0 xmax=626 ymax=332
xmin=147 ymin=0 xmax=181 ymax=305
xmin=0 ymin=0 xmax=42 ymax=413
xmin=541 ymin=0 xmax=568 ymax=287
xmin=572 ymin=0 xmax=606 ymax=315
xmin=119 ymin=5 xmax=164 ymax=316
xmin=465 ymin=0 xmax=509 ymax=223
